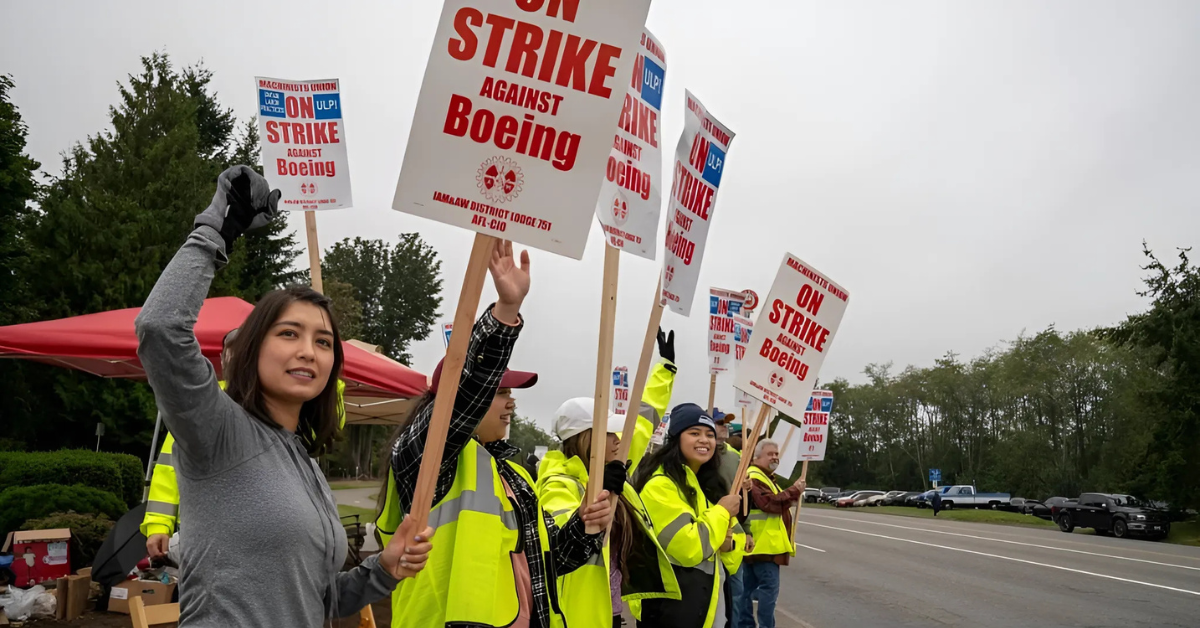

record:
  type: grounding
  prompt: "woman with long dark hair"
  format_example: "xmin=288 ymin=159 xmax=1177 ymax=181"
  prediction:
xmin=633 ymin=403 xmax=749 ymax=628
xmin=136 ymin=166 xmax=432 ymax=627
xmin=535 ymin=398 xmax=680 ymax=628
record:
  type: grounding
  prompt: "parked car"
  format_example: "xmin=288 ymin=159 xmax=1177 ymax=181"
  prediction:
xmin=1031 ymin=496 xmax=1070 ymax=520
xmin=819 ymin=487 xmax=841 ymax=503
xmin=884 ymin=491 xmax=923 ymax=507
xmin=1055 ymin=493 xmax=1170 ymax=540
xmin=835 ymin=490 xmax=883 ymax=508
xmin=939 ymin=485 xmax=1012 ymax=510
xmin=803 ymin=487 xmax=822 ymax=503
xmin=867 ymin=491 xmax=907 ymax=507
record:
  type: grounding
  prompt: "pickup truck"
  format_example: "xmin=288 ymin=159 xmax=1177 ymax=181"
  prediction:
xmin=939 ymin=485 xmax=1012 ymax=510
xmin=1054 ymin=493 xmax=1170 ymax=540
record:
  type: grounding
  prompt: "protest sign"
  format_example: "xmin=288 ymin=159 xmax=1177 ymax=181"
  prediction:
xmin=441 ymin=322 xmax=453 ymax=348
xmin=256 ymin=77 xmax=353 ymax=211
xmin=707 ymin=288 xmax=745 ymax=374
xmin=775 ymin=390 xmax=833 ymax=478
xmin=734 ymin=254 xmax=849 ymax=412
xmin=612 ymin=366 xmax=630 ymax=414
xmin=735 ymin=389 xmax=755 ymax=408
xmin=733 ymin=313 xmax=753 ymax=362
xmin=660 ymin=92 xmax=734 ymax=315
xmin=595 ymin=28 xmax=667 ymax=258
xmin=393 ymin=0 xmax=653 ymax=260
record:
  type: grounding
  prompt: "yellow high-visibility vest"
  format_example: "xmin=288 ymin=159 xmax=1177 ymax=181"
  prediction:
xmin=378 ymin=440 xmax=565 ymax=628
xmin=744 ymin=466 xmax=796 ymax=557
xmin=535 ymin=450 xmax=680 ymax=627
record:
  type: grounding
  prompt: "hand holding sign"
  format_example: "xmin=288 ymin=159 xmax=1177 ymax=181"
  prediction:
xmin=489 ymin=239 xmax=531 ymax=325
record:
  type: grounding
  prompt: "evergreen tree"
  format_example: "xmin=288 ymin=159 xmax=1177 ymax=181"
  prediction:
xmin=7 ymin=53 xmax=303 ymax=454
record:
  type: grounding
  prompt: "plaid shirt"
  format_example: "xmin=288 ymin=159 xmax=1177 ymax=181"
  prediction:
xmin=391 ymin=306 xmax=601 ymax=628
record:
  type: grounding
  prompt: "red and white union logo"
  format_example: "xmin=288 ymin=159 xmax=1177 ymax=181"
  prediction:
xmin=476 ymin=157 xmax=524 ymax=204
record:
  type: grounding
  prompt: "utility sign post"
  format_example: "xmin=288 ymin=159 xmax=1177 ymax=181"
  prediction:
xmin=929 ymin=468 xmax=941 ymax=487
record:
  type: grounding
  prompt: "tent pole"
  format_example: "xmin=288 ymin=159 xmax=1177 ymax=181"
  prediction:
xmin=143 ymin=412 xmax=162 ymax=502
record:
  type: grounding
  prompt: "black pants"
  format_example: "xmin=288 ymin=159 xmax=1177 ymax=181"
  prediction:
xmin=613 ymin=616 xmax=623 ymax=628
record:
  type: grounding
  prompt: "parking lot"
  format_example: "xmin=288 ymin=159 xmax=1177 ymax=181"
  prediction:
xmin=775 ymin=508 xmax=1200 ymax=628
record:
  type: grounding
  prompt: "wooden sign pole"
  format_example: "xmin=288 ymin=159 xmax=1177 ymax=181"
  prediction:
xmin=588 ymin=245 xmax=620 ymax=504
xmin=305 ymin=211 xmax=324 ymax=293
xmin=791 ymin=460 xmax=809 ymax=547
xmin=707 ymin=373 xmax=717 ymax=414
xmin=407 ymin=233 xmax=495 ymax=531
xmin=728 ymin=403 xmax=770 ymax=497
xmin=616 ymin=278 xmax=665 ymax=462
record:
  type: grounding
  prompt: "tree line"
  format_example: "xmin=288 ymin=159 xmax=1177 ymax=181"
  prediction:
xmin=811 ymin=247 xmax=1199 ymax=511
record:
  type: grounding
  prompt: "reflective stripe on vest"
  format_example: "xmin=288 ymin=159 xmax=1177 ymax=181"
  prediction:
xmin=154 ymin=451 xmax=174 ymax=467
xmin=657 ymin=513 xmax=716 ymax=575
xmin=389 ymin=441 xmax=562 ymax=628
xmin=745 ymin=466 xmax=795 ymax=557
xmin=146 ymin=500 xmax=178 ymax=517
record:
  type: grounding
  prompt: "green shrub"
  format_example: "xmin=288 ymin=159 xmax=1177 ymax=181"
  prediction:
xmin=21 ymin=511 xmax=116 ymax=571
xmin=0 ymin=450 xmax=144 ymax=507
xmin=0 ymin=484 xmax=126 ymax=538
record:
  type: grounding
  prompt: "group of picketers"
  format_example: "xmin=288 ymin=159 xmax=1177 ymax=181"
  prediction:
xmin=135 ymin=166 xmax=804 ymax=628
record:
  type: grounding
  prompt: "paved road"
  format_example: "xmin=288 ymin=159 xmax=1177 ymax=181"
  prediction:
xmin=774 ymin=508 xmax=1200 ymax=627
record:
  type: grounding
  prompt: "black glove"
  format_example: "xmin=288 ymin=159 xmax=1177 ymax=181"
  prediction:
xmin=602 ymin=460 xmax=628 ymax=495
xmin=656 ymin=327 xmax=675 ymax=365
xmin=194 ymin=165 xmax=281 ymax=254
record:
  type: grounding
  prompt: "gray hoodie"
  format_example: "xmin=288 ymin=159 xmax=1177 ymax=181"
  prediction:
xmin=136 ymin=224 xmax=398 ymax=627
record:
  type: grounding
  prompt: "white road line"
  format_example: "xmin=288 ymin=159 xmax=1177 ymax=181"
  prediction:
xmin=795 ymin=542 xmax=826 ymax=553
xmin=776 ymin=605 xmax=818 ymax=628
xmin=803 ymin=512 xmax=1200 ymax=572
xmin=801 ymin=520 xmax=1200 ymax=597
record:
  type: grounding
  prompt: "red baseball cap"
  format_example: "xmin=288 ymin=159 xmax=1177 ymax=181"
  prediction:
xmin=428 ymin=358 xmax=538 ymax=394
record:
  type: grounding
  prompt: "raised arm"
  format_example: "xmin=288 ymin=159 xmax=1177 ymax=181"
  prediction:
xmin=390 ymin=240 xmax=532 ymax=510
xmin=135 ymin=166 xmax=279 ymax=467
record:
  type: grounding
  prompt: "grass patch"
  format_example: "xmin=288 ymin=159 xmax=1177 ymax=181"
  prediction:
xmin=1166 ymin=520 xmax=1200 ymax=546
xmin=337 ymin=504 xmax=377 ymax=521
xmin=327 ymin=480 xmax=382 ymax=491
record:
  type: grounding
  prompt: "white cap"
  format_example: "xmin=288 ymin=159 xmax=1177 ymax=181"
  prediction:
xmin=553 ymin=397 xmax=626 ymax=441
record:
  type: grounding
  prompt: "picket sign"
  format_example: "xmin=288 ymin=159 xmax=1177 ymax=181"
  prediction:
xmin=394 ymin=0 xmax=653 ymax=529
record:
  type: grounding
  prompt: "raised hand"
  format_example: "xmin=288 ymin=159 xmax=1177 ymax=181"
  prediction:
xmin=656 ymin=327 xmax=675 ymax=363
xmin=378 ymin=518 xmax=435 ymax=580
xmin=489 ymin=239 xmax=530 ymax=326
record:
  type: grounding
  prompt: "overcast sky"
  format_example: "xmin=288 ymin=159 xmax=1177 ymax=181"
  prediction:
xmin=4 ymin=1 xmax=1199 ymax=432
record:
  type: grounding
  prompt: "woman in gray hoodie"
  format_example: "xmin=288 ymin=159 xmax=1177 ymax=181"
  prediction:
xmin=136 ymin=166 xmax=433 ymax=626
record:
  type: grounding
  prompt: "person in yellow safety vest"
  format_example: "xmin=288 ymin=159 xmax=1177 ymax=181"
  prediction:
xmin=537 ymin=398 xmax=681 ymax=628
xmin=633 ymin=403 xmax=753 ymax=628
xmin=376 ymin=240 xmax=614 ymax=628
xmin=739 ymin=439 xmax=805 ymax=628
xmin=622 ymin=328 xmax=677 ymax=473
xmin=142 ymin=328 xmax=347 ymax=559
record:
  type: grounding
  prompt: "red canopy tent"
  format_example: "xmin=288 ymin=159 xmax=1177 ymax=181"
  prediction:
xmin=0 ymin=297 xmax=429 ymax=491
xmin=0 ymin=296 xmax=428 ymax=398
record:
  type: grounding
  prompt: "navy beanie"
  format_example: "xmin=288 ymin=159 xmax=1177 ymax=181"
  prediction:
xmin=668 ymin=403 xmax=717 ymax=438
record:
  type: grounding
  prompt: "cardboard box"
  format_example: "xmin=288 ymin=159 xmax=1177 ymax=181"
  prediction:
xmin=108 ymin=578 xmax=176 ymax=615
xmin=1 ymin=528 xmax=72 ymax=587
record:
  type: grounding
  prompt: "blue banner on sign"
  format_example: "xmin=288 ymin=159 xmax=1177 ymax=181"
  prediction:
xmin=259 ymin=89 xmax=286 ymax=118
xmin=640 ymin=56 xmax=664 ymax=111
xmin=313 ymin=93 xmax=342 ymax=120
xmin=820 ymin=397 xmax=833 ymax=413
xmin=702 ymin=143 xmax=726 ymax=188
xmin=612 ymin=371 xmax=621 ymax=386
